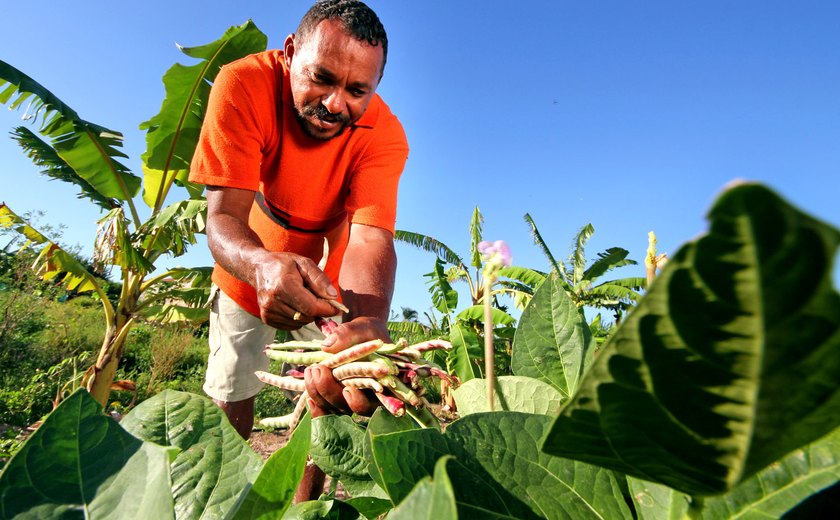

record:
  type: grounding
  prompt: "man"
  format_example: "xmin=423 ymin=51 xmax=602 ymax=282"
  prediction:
xmin=189 ymin=0 xmax=407 ymax=442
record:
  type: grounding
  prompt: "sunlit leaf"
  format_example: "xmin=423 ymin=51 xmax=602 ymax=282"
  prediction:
xmin=0 ymin=59 xmax=140 ymax=202
xmin=0 ymin=389 xmax=174 ymax=518
xmin=140 ymin=20 xmax=267 ymax=210
xmin=120 ymin=390 xmax=262 ymax=520
xmin=511 ymin=272 xmax=595 ymax=397
xmin=453 ymin=375 xmax=566 ymax=416
xmin=233 ymin=414 xmax=312 ymax=519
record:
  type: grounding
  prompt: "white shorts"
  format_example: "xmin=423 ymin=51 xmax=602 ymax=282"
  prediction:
xmin=203 ymin=285 xmax=333 ymax=402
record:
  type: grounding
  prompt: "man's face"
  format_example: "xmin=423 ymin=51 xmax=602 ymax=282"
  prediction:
xmin=285 ymin=20 xmax=384 ymax=140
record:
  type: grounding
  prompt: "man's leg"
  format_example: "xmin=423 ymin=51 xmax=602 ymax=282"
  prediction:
xmin=204 ymin=286 xmax=276 ymax=440
xmin=212 ymin=397 xmax=255 ymax=439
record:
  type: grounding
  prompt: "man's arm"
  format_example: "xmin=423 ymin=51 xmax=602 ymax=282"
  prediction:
xmin=304 ymin=222 xmax=396 ymax=415
xmin=205 ymin=185 xmax=339 ymax=329
xmin=327 ymin=222 xmax=396 ymax=350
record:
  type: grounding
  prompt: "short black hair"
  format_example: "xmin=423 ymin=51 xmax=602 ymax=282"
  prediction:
xmin=297 ymin=0 xmax=388 ymax=71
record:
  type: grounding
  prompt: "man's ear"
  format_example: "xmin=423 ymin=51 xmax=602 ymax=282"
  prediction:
xmin=283 ymin=34 xmax=295 ymax=68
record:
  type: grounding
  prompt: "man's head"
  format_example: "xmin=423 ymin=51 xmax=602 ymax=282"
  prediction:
xmin=285 ymin=0 xmax=388 ymax=140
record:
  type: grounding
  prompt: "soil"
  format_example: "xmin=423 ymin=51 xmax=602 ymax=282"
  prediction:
xmin=249 ymin=429 xmax=293 ymax=459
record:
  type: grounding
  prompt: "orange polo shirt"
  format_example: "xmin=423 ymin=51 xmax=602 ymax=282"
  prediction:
xmin=189 ymin=50 xmax=408 ymax=317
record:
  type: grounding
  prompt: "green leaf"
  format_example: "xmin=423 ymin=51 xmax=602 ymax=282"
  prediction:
xmin=456 ymin=305 xmax=516 ymax=326
xmin=625 ymin=478 xmax=691 ymax=520
xmin=0 ymin=203 xmax=102 ymax=295
xmin=233 ymin=413 xmax=312 ymax=519
xmin=511 ymin=271 xmax=595 ymax=397
xmin=11 ymin=126 xmax=119 ymax=210
xmin=140 ymin=20 xmax=267 ymax=210
xmin=310 ymin=415 xmax=371 ymax=481
xmin=453 ymin=375 xmax=566 ymax=416
xmin=395 ymin=230 xmax=465 ymax=267
xmin=498 ymin=265 xmax=547 ymax=289
xmin=627 ymin=427 xmax=840 ymax=519
xmin=447 ymin=321 xmax=482 ymax=382
xmin=388 ymin=456 xmax=458 ymax=520
xmin=369 ymin=411 xmax=632 ymax=519
xmin=524 ymin=212 xmax=564 ymax=279
xmin=542 ymin=183 xmax=840 ymax=495
xmin=120 ymin=389 xmax=262 ymax=520
xmin=570 ymin=223 xmax=595 ymax=285
xmin=581 ymin=247 xmax=635 ymax=282
xmin=468 ymin=207 xmax=484 ymax=269
xmin=0 ymin=59 xmax=141 ymax=203
xmin=0 ymin=389 xmax=174 ymax=519
xmin=425 ymin=258 xmax=459 ymax=315
xmin=281 ymin=497 xmax=360 ymax=519
xmin=697 ymin=426 xmax=840 ymax=519
xmin=344 ymin=496 xmax=393 ymax=519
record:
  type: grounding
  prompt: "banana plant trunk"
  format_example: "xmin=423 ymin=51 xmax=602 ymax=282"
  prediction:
xmin=85 ymin=287 xmax=138 ymax=408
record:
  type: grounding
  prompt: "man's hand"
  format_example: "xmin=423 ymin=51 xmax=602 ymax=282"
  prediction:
xmin=206 ymin=186 xmax=340 ymax=329
xmin=304 ymin=316 xmax=391 ymax=416
xmin=252 ymin=250 xmax=339 ymax=330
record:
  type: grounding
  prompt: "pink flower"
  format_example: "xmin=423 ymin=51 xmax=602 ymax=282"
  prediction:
xmin=478 ymin=240 xmax=512 ymax=267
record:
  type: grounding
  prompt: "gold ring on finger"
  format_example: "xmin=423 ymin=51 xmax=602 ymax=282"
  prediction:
xmin=293 ymin=311 xmax=303 ymax=321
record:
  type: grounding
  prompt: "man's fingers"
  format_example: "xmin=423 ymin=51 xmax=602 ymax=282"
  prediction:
xmin=343 ymin=387 xmax=379 ymax=416
xmin=305 ymin=365 xmax=350 ymax=414
xmin=296 ymin=257 xmax=340 ymax=302
xmin=321 ymin=317 xmax=391 ymax=353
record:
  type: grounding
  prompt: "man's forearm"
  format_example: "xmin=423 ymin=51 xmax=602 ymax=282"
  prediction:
xmin=338 ymin=231 xmax=396 ymax=323
xmin=207 ymin=212 xmax=271 ymax=288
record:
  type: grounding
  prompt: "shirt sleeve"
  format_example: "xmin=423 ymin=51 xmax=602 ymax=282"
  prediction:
xmin=188 ymin=62 xmax=267 ymax=191
xmin=346 ymin=112 xmax=409 ymax=233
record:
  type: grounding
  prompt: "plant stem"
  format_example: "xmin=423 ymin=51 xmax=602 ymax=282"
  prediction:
xmin=484 ymin=280 xmax=495 ymax=411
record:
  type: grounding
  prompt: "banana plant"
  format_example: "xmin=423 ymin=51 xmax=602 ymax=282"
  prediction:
xmin=524 ymin=214 xmax=646 ymax=323
xmin=0 ymin=21 xmax=268 ymax=408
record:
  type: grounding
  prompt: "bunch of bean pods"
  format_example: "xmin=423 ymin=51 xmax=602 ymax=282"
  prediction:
xmin=256 ymin=318 xmax=457 ymax=430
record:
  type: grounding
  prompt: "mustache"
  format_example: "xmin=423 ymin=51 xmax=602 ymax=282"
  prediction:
xmin=299 ymin=104 xmax=350 ymax=125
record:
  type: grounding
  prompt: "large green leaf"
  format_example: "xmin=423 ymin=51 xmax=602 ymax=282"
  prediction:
xmin=11 ymin=126 xmax=119 ymax=210
xmin=310 ymin=415 xmax=370 ymax=482
xmin=0 ymin=59 xmax=140 ymax=202
xmin=388 ymin=456 xmax=458 ymax=520
xmin=369 ymin=411 xmax=632 ymax=519
xmin=511 ymin=271 xmax=595 ymax=397
xmin=233 ymin=414 xmax=312 ymax=519
xmin=542 ymin=183 xmax=840 ymax=495
xmin=453 ymin=375 xmax=566 ymax=416
xmin=447 ymin=321 xmax=482 ymax=382
xmin=120 ymin=390 xmax=262 ymax=520
xmin=140 ymin=21 xmax=267 ymax=209
xmin=698 ymin=425 xmax=840 ymax=518
xmin=0 ymin=389 xmax=174 ymax=519
xmin=627 ymin=426 xmax=840 ymax=519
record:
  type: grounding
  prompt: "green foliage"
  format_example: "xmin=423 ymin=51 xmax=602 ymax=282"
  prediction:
xmin=0 ymin=389 xmax=175 ymax=518
xmin=510 ymin=272 xmax=596 ymax=397
xmin=0 ymin=21 xmax=268 ymax=408
xmin=542 ymin=183 xmax=840 ymax=496
xmin=233 ymin=414 xmax=312 ymax=519
xmin=452 ymin=375 xmax=565 ymax=416
xmin=120 ymin=391 xmax=263 ymax=519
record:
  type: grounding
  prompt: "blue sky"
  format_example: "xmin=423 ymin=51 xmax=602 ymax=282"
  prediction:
xmin=1 ymin=0 xmax=838 ymax=320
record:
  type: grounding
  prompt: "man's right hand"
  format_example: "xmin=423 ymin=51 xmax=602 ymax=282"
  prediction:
xmin=205 ymin=186 xmax=340 ymax=329
xmin=252 ymin=250 xmax=340 ymax=329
